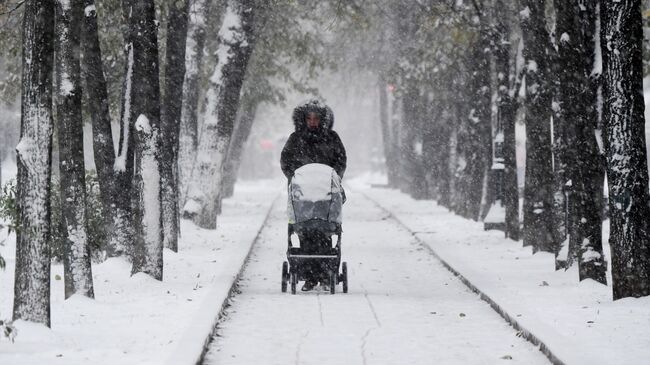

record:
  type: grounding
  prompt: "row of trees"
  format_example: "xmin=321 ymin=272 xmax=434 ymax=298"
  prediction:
xmin=332 ymin=0 xmax=650 ymax=300
xmin=6 ymin=0 xmax=332 ymax=327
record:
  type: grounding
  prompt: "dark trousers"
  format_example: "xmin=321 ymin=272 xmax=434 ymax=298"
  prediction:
xmin=298 ymin=229 xmax=332 ymax=283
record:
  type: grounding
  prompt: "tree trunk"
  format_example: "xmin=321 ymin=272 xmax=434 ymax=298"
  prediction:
xmin=13 ymin=0 xmax=56 ymax=327
xmin=421 ymin=95 xmax=444 ymax=200
xmin=519 ymin=0 xmax=556 ymax=253
xmin=435 ymin=104 xmax=453 ymax=207
xmin=222 ymin=97 xmax=258 ymax=198
xmin=554 ymin=0 xmax=607 ymax=283
xmin=400 ymin=82 xmax=425 ymax=198
xmin=573 ymin=2 xmax=606 ymax=284
xmin=389 ymin=86 xmax=402 ymax=189
xmin=552 ymin=0 xmax=576 ymax=267
xmin=467 ymin=35 xmax=493 ymax=221
xmin=126 ymin=0 xmax=164 ymax=280
xmin=178 ymin=0 xmax=211 ymax=206
xmin=601 ymin=0 xmax=650 ymax=299
xmin=378 ymin=74 xmax=398 ymax=186
xmin=494 ymin=0 xmax=520 ymax=240
xmin=56 ymin=0 xmax=94 ymax=299
xmin=183 ymin=0 xmax=257 ymax=229
xmin=113 ymin=42 xmax=136 ymax=257
xmin=161 ymin=0 xmax=190 ymax=252
xmin=81 ymin=0 xmax=117 ymax=256
xmin=447 ymin=110 xmax=460 ymax=212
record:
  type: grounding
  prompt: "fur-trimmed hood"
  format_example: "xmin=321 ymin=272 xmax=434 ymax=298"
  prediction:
xmin=291 ymin=99 xmax=334 ymax=131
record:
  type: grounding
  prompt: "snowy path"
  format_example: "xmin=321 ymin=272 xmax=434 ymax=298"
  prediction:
xmin=203 ymin=190 xmax=550 ymax=365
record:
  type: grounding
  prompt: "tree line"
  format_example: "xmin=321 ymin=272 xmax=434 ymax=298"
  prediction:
xmin=3 ymin=0 xmax=331 ymax=327
xmin=336 ymin=0 xmax=650 ymax=300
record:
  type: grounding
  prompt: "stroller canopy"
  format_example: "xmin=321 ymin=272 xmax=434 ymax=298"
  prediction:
xmin=288 ymin=163 xmax=343 ymax=226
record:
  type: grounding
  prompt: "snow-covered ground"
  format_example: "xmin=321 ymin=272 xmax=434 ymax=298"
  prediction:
xmin=203 ymin=188 xmax=550 ymax=365
xmin=0 ymin=181 xmax=279 ymax=365
xmin=353 ymin=178 xmax=650 ymax=365
xmin=1 ymin=175 xmax=649 ymax=365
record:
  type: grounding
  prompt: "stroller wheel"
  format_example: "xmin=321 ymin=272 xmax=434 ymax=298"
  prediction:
xmin=290 ymin=272 xmax=297 ymax=295
xmin=329 ymin=271 xmax=336 ymax=294
xmin=342 ymin=262 xmax=348 ymax=293
xmin=281 ymin=261 xmax=289 ymax=293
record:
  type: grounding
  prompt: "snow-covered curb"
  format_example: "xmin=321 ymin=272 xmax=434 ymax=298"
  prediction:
xmin=165 ymin=195 xmax=278 ymax=365
xmin=355 ymin=183 xmax=649 ymax=365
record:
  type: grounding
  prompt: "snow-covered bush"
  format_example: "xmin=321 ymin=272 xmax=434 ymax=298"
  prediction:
xmin=0 ymin=179 xmax=17 ymax=270
xmin=0 ymin=318 xmax=17 ymax=342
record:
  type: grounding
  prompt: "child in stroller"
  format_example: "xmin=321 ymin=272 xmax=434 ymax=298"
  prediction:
xmin=281 ymin=163 xmax=348 ymax=294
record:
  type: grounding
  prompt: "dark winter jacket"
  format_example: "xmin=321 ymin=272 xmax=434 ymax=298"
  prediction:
xmin=280 ymin=100 xmax=347 ymax=179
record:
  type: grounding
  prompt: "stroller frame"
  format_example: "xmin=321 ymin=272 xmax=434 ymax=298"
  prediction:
xmin=281 ymin=221 xmax=348 ymax=294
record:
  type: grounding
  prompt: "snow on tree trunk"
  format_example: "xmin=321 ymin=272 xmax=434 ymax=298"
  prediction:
xmin=81 ymin=0 xmax=116 ymax=256
xmin=13 ymin=0 xmax=56 ymax=327
xmin=56 ymin=0 xmax=94 ymax=298
xmin=161 ymin=0 xmax=190 ymax=252
xmin=132 ymin=115 xmax=163 ymax=279
xmin=222 ymin=97 xmax=258 ymax=199
xmin=494 ymin=0 xmax=520 ymax=240
xmin=601 ymin=0 xmax=650 ymax=299
xmin=126 ymin=0 xmax=164 ymax=280
xmin=183 ymin=0 xmax=257 ymax=229
xmin=178 ymin=0 xmax=211 ymax=207
xmin=519 ymin=0 xmax=557 ymax=253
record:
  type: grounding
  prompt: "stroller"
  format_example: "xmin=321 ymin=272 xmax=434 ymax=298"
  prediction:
xmin=281 ymin=163 xmax=348 ymax=294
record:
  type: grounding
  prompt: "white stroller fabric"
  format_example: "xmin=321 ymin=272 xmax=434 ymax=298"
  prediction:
xmin=287 ymin=163 xmax=343 ymax=224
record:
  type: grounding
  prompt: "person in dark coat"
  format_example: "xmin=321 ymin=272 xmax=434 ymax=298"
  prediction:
xmin=281 ymin=100 xmax=346 ymax=179
xmin=281 ymin=99 xmax=347 ymax=291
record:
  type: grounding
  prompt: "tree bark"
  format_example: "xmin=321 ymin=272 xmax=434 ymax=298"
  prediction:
xmin=519 ymin=0 xmax=556 ymax=253
xmin=183 ymin=0 xmax=257 ymax=229
xmin=178 ymin=0 xmax=211 ymax=206
xmin=81 ymin=0 xmax=116 ymax=256
xmin=125 ymin=0 xmax=164 ymax=280
xmin=13 ymin=0 xmax=55 ymax=327
xmin=601 ymin=0 xmax=650 ymax=299
xmin=161 ymin=0 xmax=190 ymax=252
xmin=56 ymin=0 xmax=94 ymax=298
